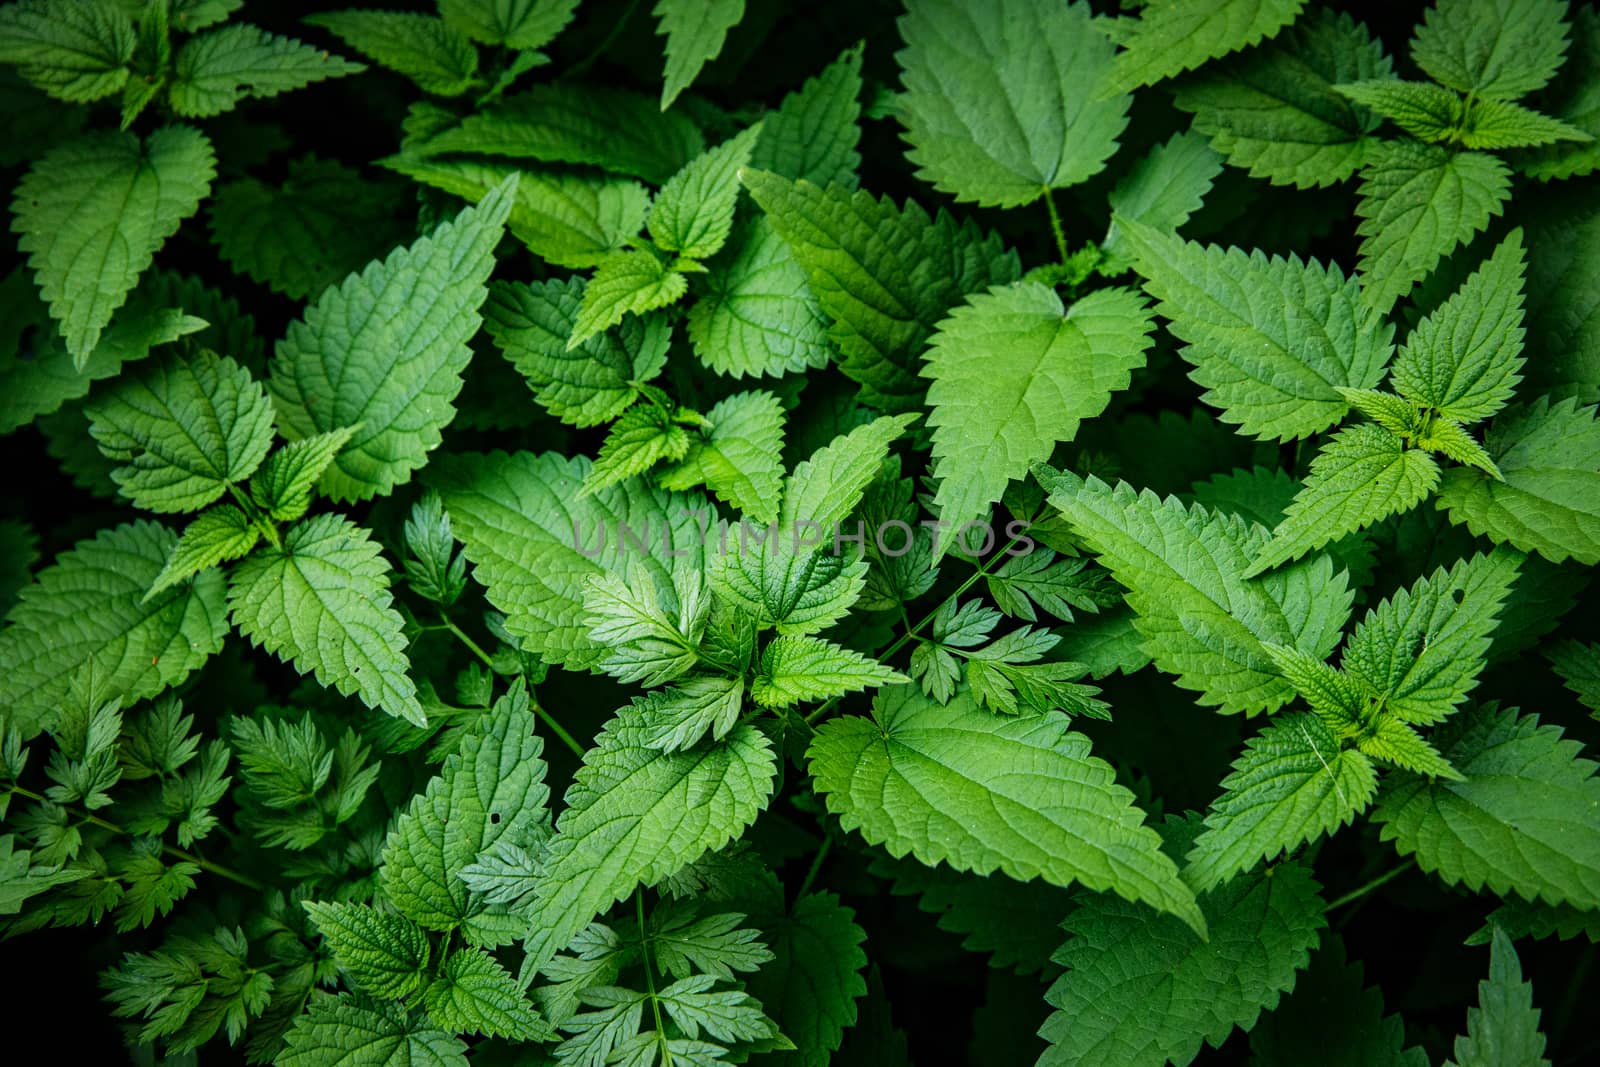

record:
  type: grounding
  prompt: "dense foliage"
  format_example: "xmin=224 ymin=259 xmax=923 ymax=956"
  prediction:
xmin=2 ymin=0 xmax=1599 ymax=1063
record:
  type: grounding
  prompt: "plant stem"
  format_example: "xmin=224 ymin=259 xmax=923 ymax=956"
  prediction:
xmin=1326 ymin=859 xmax=1413 ymax=911
xmin=563 ymin=0 xmax=642 ymax=82
xmin=227 ymin=484 xmax=280 ymax=549
xmin=438 ymin=612 xmax=496 ymax=669
xmin=636 ymin=887 xmax=674 ymax=1067
xmin=536 ymin=702 xmax=586 ymax=760
xmin=1043 ymin=188 xmax=1069 ymax=264
xmin=10 ymin=785 xmax=267 ymax=892
xmin=796 ymin=834 xmax=832 ymax=900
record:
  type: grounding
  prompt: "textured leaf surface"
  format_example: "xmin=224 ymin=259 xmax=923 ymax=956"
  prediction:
xmin=1108 ymin=0 xmax=1307 ymax=92
xmin=896 ymin=0 xmax=1128 ymax=208
xmin=0 ymin=0 xmax=133 ymax=103
xmin=658 ymin=390 xmax=786 ymax=523
xmin=268 ymin=178 xmax=511 ymax=502
xmin=304 ymin=902 xmax=431 ymax=1000
xmin=146 ymin=504 xmax=259 ymax=598
xmin=750 ymin=43 xmax=863 ymax=188
xmin=279 ymin=994 xmax=466 ymax=1067
xmin=1249 ymin=937 xmax=1428 ymax=1066
xmin=439 ymin=0 xmax=578 ymax=49
xmin=1411 ymin=0 xmax=1570 ymax=101
xmin=752 ymin=635 xmax=905 ymax=708
xmin=687 ymin=217 xmax=831 ymax=379
xmin=809 ymin=685 xmax=1205 ymax=935
xmin=306 ymin=11 xmax=479 ymax=96
xmin=1446 ymin=927 xmax=1550 ymax=1067
xmin=1100 ymin=132 xmax=1223 ymax=271
xmin=425 ymin=948 xmax=553 ymax=1040
xmin=227 ymin=514 xmax=424 ymax=726
xmin=569 ymin=251 xmax=687 ymax=349
xmin=745 ymin=893 xmax=867 ymax=1067
xmin=169 ymin=23 xmax=363 ymax=117
xmin=653 ymin=0 xmax=743 ymax=109
xmin=648 ymin=125 xmax=759 ymax=260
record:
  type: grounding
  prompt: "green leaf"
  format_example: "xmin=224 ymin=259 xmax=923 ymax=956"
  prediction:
xmin=1116 ymin=218 xmax=1394 ymax=441
xmin=750 ymin=43 xmax=863 ymax=188
xmin=304 ymin=902 xmax=432 ymax=1001
xmin=1038 ymin=469 xmax=1353 ymax=716
xmin=1375 ymin=703 xmax=1600 ymax=910
xmin=146 ymin=504 xmax=259 ymax=598
xmin=0 ymin=834 xmax=89 ymax=915
xmin=1412 ymin=0 xmax=1571 ymax=101
xmin=0 ymin=0 xmax=134 ymax=103
xmin=780 ymin=413 xmax=919 ymax=537
xmin=1446 ymin=927 xmax=1551 ymax=1067
xmin=385 ymin=155 xmax=648 ymax=270
xmin=227 ymin=513 xmax=425 ymax=726
xmin=1548 ymin=641 xmax=1600 ymax=714
xmin=1354 ymin=141 xmax=1511 ymax=312
xmin=168 ymin=23 xmax=363 ymax=117
xmin=1184 ymin=713 xmax=1378 ymax=893
xmin=247 ymin=425 xmax=360 ymax=523
xmin=429 ymin=451 xmax=713 ymax=672
xmin=1340 ymin=548 xmax=1522 ymax=725
xmin=1173 ymin=9 xmax=1392 ymax=189
xmin=752 ymin=635 xmax=906 ymax=708
xmin=1458 ymin=97 xmax=1595 ymax=149
xmin=649 ymin=124 xmax=760 ymax=260
xmin=383 ymin=683 xmax=551 ymax=941
xmin=1249 ymin=936 xmax=1429 ymax=1066
xmin=267 ymin=176 xmax=512 ymax=502
xmin=1107 ymin=0 xmax=1307 ymax=93
xmin=1038 ymin=824 xmax=1325 ymax=1067
xmin=744 ymin=893 xmax=867 ymax=1067
xmin=521 ymin=706 xmax=777 ymax=976
xmin=659 ymin=390 xmax=786 ymax=523
xmin=86 ymin=351 xmax=275 ymax=514
xmin=637 ymin=676 xmax=745 ymax=752
xmin=653 ymin=0 xmax=743 ymax=109
xmin=686 ymin=217 xmax=830 ymax=380
xmin=896 ymin=0 xmax=1128 ymax=208
xmin=12 ymin=125 xmax=215 ymax=366
xmin=208 ymin=156 xmax=414 ymax=301
xmin=279 ymin=993 xmax=467 ymax=1067
xmin=581 ymin=404 xmax=691 ymax=497
xmin=439 ymin=0 xmax=578 ymax=50
xmin=1247 ymin=424 xmax=1441 ymax=576
xmin=568 ymin=251 xmax=687 ymax=350
xmin=1336 ymin=79 xmax=1467 ymax=143
xmin=425 ymin=947 xmax=554 ymax=1041
xmin=306 ymin=11 xmax=479 ymax=97
xmin=582 ymin=563 xmax=705 ymax=687
xmin=1100 ymin=132 xmax=1224 ymax=271
xmin=414 ymin=84 xmax=704 ymax=184
xmin=924 ymin=282 xmax=1154 ymax=551
xmin=1437 ymin=397 xmax=1600 ymax=565
xmin=809 ymin=684 xmax=1206 ymax=937
xmin=485 ymin=277 xmax=667 ymax=427
xmin=0 ymin=521 xmax=228 ymax=738
xmin=1515 ymin=8 xmax=1600 ymax=180
xmin=740 ymin=169 xmax=1018 ymax=412
xmin=402 ymin=491 xmax=467 ymax=606
xmin=1390 ymin=230 xmax=1527 ymax=424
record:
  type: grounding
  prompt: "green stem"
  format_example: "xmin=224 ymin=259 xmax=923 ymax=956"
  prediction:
xmin=1043 ymin=188 xmax=1069 ymax=264
xmin=1326 ymin=859 xmax=1413 ymax=911
xmin=563 ymin=0 xmax=643 ymax=82
xmin=536 ymin=702 xmax=586 ymax=760
xmin=438 ymin=613 xmax=495 ymax=669
xmin=637 ymin=887 xmax=673 ymax=1067
xmin=10 ymin=785 xmax=267 ymax=892
xmin=795 ymin=834 xmax=832 ymax=900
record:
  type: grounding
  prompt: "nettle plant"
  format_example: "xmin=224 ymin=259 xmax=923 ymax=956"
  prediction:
xmin=1 ymin=0 xmax=1599 ymax=1063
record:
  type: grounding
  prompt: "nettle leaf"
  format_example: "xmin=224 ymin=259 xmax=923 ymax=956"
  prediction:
xmin=659 ymin=390 xmax=786 ymax=523
xmin=424 ymin=947 xmax=553 ymax=1041
xmin=1517 ymin=8 xmax=1600 ymax=180
xmin=649 ymin=124 xmax=760 ymax=261
xmin=1336 ymin=79 xmax=1467 ymax=143
xmin=1353 ymin=141 xmax=1511 ymax=312
xmin=1118 ymin=218 xmax=1393 ymax=441
xmin=1411 ymin=0 xmax=1571 ymax=101
xmin=304 ymin=902 xmax=432 ymax=1001
xmin=583 ymin=564 xmax=706 ymax=687
xmin=147 ymin=505 xmax=259 ymax=598
xmin=1174 ymin=9 xmax=1393 ymax=189
xmin=227 ymin=514 xmax=425 ymax=726
xmin=168 ymin=23 xmax=364 ymax=118
xmin=752 ymin=635 xmax=906 ymax=708
xmin=268 ymin=176 xmax=512 ymax=502
xmin=750 ymin=43 xmax=863 ymax=188
xmin=809 ymin=685 xmax=1206 ymax=937
xmin=0 ymin=521 xmax=228 ymax=738
xmin=1390 ymin=230 xmax=1527 ymax=424
xmin=1184 ymin=713 xmax=1378 ymax=893
xmin=581 ymin=404 xmax=691 ymax=497
xmin=429 ymin=451 xmax=713 ymax=672
xmin=568 ymin=251 xmax=687 ymax=349
xmin=0 ymin=0 xmax=133 ymax=103
xmin=653 ymin=0 xmax=744 ymax=109
xmin=1100 ymin=132 xmax=1224 ymax=271
xmin=485 ymin=277 xmax=668 ymax=428
xmin=86 ymin=351 xmax=275 ymax=515
xmin=1248 ymin=425 xmax=1441 ymax=576
xmin=383 ymin=683 xmax=551 ymax=942
xmin=1459 ymin=98 xmax=1595 ymax=150
xmin=306 ymin=11 xmax=479 ymax=97
xmin=1248 ymin=936 xmax=1429 ymax=1066
xmin=280 ymin=993 xmax=467 ymax=1067
xmin=923 ymin=282 xmax=1155 ymax=552
xmin=1039 ymin=824 xmax=1325 ymax=1067
xmin=1438 ymin=397 xmax=1600 ymax=565
xmin=1447 ymin=927 xmax=1550 ymax=1067
xmin=1106 ymin=0 xmax=1307 ymax=93
xmin=12 ymin=125 xmax=215 ymax=366
xmin=1548 ymin=641 xmax=1600 ymax=714
xmin=522 ymin=705 xmax=777 ymax=977
xmin=637 ymin=676 xmax=745 ymax=752
xmin=1039 ymin=470 xmax=1353 ymax=716
xmin=744 ymin=893 xmax=867 ymax=1067
xmin=896 ymin=0 xmax=1128 ymax=208
xmin=1375 ymin=703 xmax=1600 ymax=911
xmin=247 ymin=425 xmax=359 ymax=523
xmin=740 ymin=169 xmax=1019 ymax=411
xmin=439 ymin=0 xmax=579 ymax=50
xmin=415 ymin=84 xmax=704 ymax=184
